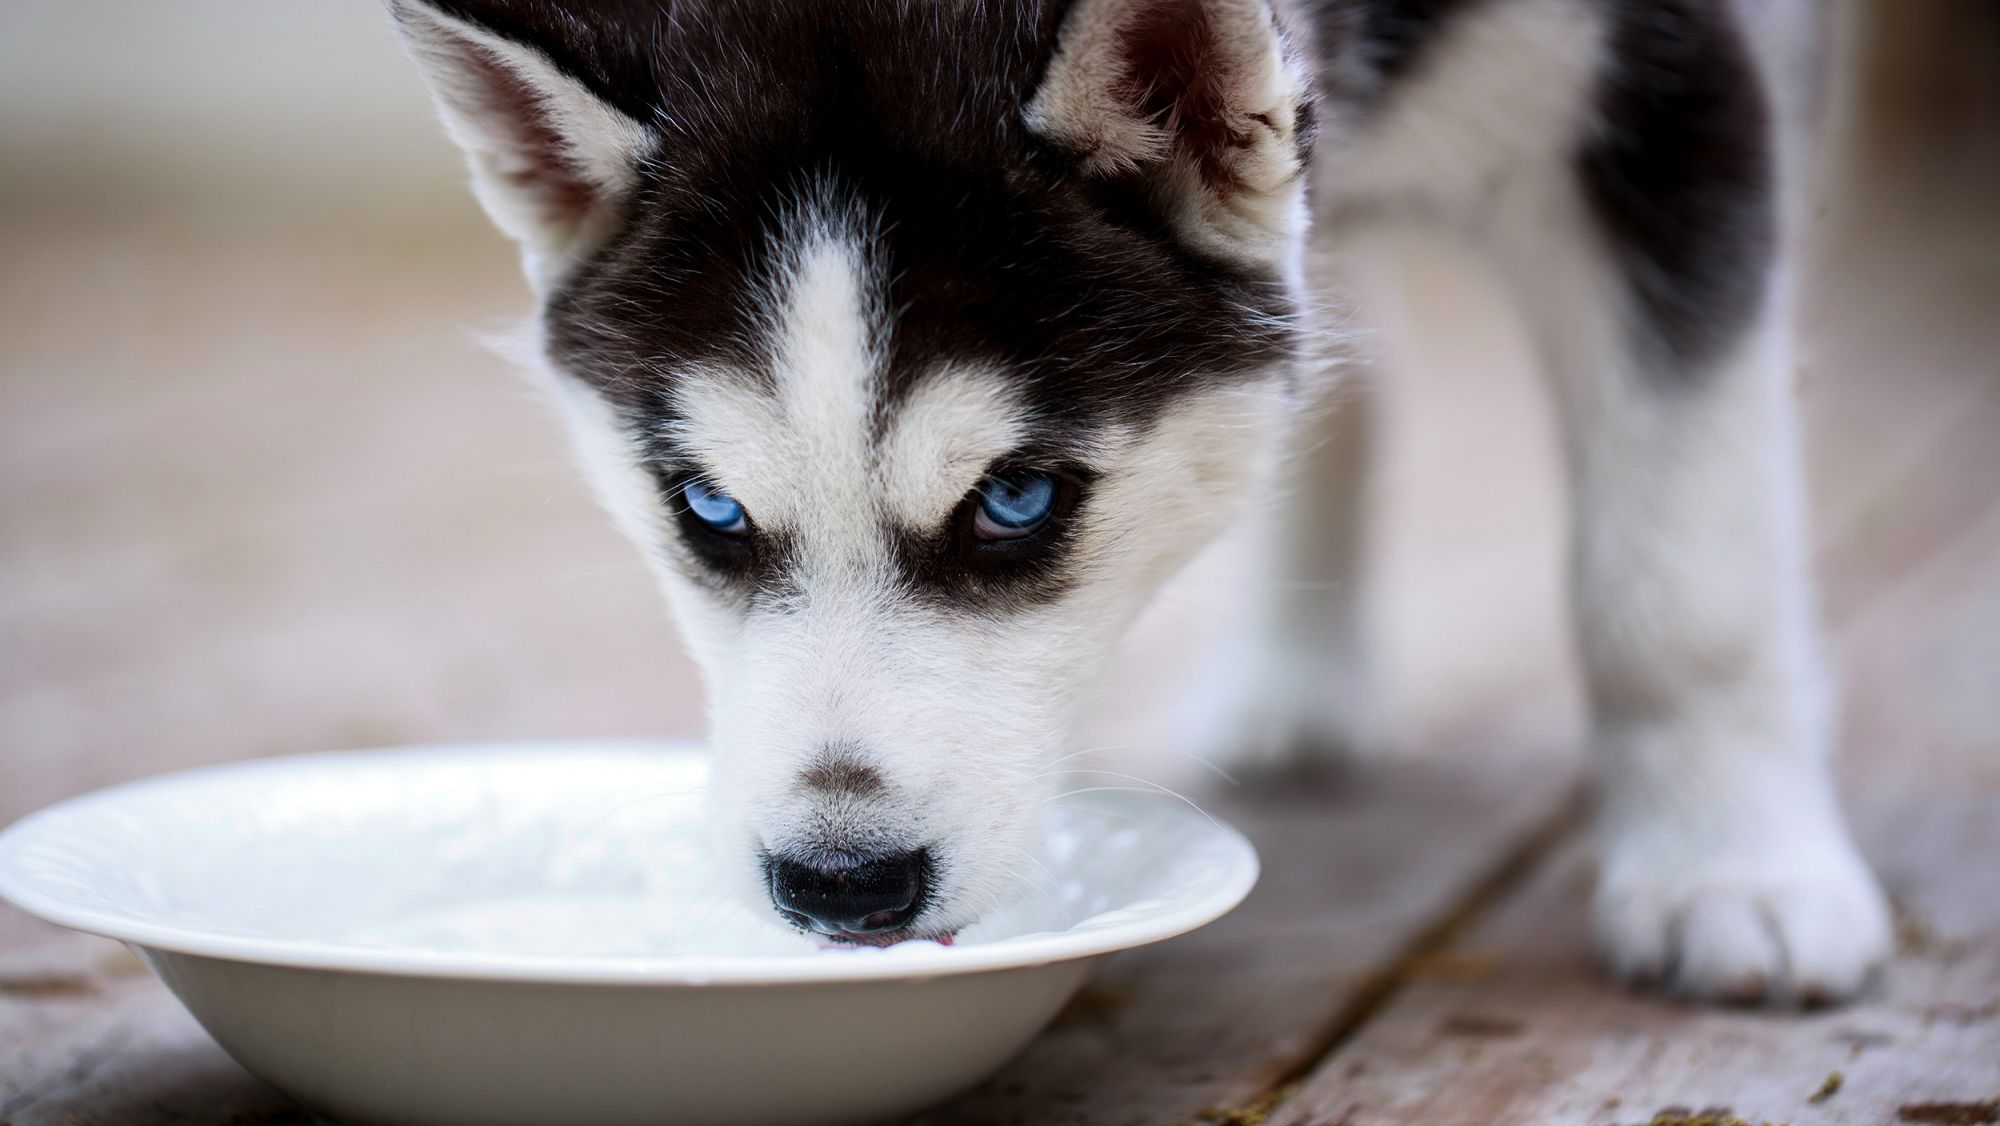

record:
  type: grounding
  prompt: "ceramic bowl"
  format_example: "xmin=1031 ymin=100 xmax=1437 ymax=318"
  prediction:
xmin=0 ymin=741 xmax=1256 ymax=1126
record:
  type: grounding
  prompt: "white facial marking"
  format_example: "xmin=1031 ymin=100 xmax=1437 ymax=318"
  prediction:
xmin=877 ymin=367 xmax=1027 ymax=528
xmin=672 ymin=231 xmax=879 ymax=534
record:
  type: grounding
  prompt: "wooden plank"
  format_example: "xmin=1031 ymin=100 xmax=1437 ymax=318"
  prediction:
xmin=1 ymin=941 xmax=297 ymax=1126
xmin=1264 ymin=793 xmax=2000 ymax=1126
xmin=1261 ymin=403 xmax=2000 ymax=1126
xmin=0 ymin=871 xmax=299 ymax=1123
xmin=910 ymin=757 xmax=1576 ymax=1126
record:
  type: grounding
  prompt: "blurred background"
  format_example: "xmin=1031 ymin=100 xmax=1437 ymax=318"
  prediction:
xmin=1 ymin=0 xmax=1997 ymax=1006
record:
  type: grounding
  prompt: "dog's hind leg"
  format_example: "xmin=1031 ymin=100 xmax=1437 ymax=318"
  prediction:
xmin=1175 ymin=368 xmax=1377 ymax=781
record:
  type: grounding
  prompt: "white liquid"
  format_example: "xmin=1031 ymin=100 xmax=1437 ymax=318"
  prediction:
xmin=17 ymin=746 xmax=1225 ymax=964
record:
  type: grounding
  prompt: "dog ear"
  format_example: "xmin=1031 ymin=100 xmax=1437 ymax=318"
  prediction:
xmin=1027 ymin=0 xmax=1313 ymax=265
xmin=389 ymin=0 xmax=653 ymax=290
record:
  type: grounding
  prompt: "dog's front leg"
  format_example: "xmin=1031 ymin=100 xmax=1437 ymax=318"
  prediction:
xmin=1570 ymin=295 xmax=1889 ymax=1006
xmin=1478 ymin=168 xmax=1891 ymax=1004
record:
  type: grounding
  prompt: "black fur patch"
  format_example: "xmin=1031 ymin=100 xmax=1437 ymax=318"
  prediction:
xmin=423 ymin=0 xmax=1300 ymax=604
xmin=537 ymin=2 xmax=1296 ymax=415
xmin=1352 ymin=0 xmax=1484 ymax=85
xmin=1301 ymin=0 xmax=1486 ymax=108
xmin=891 ymin=460 xmax=1097 ymax=612
xmin=1303 ymin=0 xmax=1774 ymax=375
xmin=1577 ymin=0 xmax=1775 ymax=374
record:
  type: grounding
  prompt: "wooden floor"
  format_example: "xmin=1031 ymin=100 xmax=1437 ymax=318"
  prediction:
xmin=5 ymin=61 xmax=1999 ymax=1126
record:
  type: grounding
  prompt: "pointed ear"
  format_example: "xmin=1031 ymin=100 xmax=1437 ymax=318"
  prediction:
xmin=1027 ymin=0 xmax=1313 ymax=265
xmin=389 ymin=0 xmax=653 ymax=290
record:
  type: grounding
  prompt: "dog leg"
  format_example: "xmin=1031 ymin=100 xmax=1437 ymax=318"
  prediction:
xmin=1477 ymin=170 xmax=1890 ymax=1004
xmin=1177 ymin=375 xmax=1375 ymax=780
xmin=1277 ymin=0 xmax=1886 ymax=1001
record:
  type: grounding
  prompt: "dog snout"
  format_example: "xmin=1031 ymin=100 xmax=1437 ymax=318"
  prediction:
xmin=764 ymin=848 xmax=929 ymax=940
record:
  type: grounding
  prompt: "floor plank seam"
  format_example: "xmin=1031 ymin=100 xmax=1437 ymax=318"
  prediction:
xmin=0 ymin=1016 xmax=132 ymax=1121
xmin=1229 ymin=782 xmax=1586 ymax=1124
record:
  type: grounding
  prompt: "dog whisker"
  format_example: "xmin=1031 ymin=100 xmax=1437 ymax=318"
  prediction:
xmin=1042 ymin=784 xmax=1222 ymax=831
xmin=1041 ymin=749 xmax=1240 ymax=788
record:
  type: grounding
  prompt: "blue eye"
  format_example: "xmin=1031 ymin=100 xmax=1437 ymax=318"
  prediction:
xmin=973 ymin=470 xmax=1059 ymax=540
xmin=683 ymin=480 xmax=747 ymax=534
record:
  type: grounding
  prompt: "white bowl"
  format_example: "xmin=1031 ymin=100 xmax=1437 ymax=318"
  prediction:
xmin=0 ymin=741 xmax=1256 ymax=1126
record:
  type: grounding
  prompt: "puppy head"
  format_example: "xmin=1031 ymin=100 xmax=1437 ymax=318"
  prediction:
xmin=394 ymin=0 xmax=1314 ymax=941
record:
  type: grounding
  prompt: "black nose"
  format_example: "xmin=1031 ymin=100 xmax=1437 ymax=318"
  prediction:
xmin=765 ymin=849 xmax=928 ymax=937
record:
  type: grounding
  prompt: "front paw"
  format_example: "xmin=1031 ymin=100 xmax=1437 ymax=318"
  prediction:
xmin=1593 ymin=830 xmax=1891 ymax=1006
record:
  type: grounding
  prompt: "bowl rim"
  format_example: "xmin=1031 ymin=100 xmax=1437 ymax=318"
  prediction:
xmin=0 ymin=740 xmax=1259 ymax=986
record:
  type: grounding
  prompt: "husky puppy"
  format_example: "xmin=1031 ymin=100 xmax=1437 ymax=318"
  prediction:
xmin=391 ymin=0 xmax=1890 ymax=1003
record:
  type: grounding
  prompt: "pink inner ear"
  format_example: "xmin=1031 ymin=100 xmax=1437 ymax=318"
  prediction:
xmin=460 ymin=37 xmax=599 ymax=222
xmin=1112 ymin=0 xmax=1258 ymax=195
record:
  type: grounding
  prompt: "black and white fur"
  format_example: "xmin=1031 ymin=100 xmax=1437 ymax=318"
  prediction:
xmin=391 ymin=0 xmax=1890 ymax=1003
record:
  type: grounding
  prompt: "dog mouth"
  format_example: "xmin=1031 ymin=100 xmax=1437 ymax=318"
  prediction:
xmin=815 ymin=928 xmax=957 ymax=949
